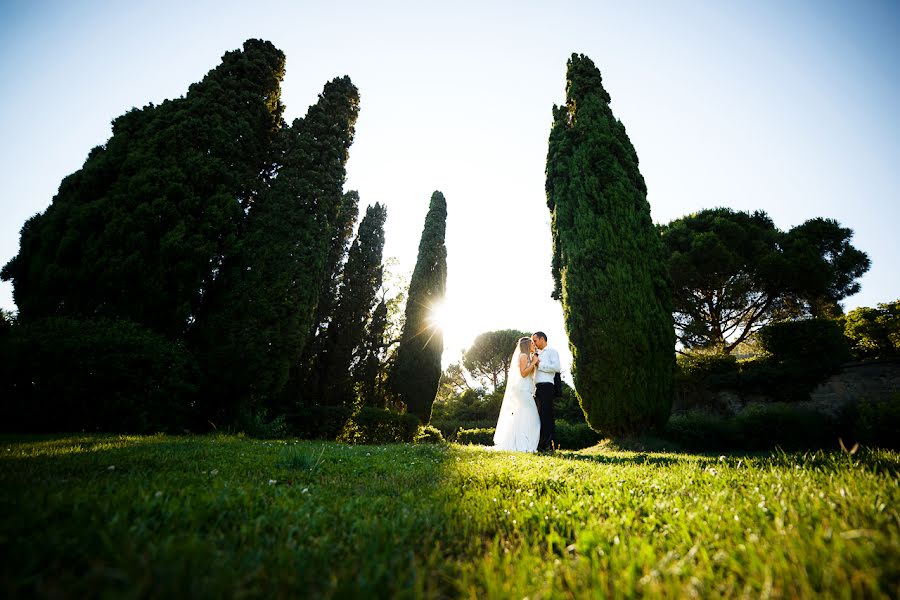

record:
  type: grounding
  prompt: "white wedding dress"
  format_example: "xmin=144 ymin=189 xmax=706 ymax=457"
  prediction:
xmin=493 ymin=347 xmax=541 ymax=452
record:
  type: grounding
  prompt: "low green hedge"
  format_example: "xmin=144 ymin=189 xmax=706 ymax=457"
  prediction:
xmin=456 ymin=420 xmax=601 ymax=450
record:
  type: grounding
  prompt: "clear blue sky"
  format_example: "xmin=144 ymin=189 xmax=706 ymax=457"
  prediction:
xmin=1 ymin=0 xmax=898 ymax=373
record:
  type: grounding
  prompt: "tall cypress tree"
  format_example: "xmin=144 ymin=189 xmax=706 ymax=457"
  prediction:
xmin=546 ymin=54 xmax=674 ymax=435
xmin=1 ymin=40 xmax=285 ymax=338
xmin=392 ymin=191 xmax=447 ymax=423
xmin=318 ymin=203 xmax=387 ymax=405
xmin=194 ymin=76 xmax=360 ymax=416
xmin=288 ymin=190 xmax=360 ymax=403
xmin=357 ymin=297 xmax=388 ymax=407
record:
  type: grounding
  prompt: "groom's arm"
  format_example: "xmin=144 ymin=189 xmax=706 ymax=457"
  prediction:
xmin=537 ymin=349 xmax=560 ymax=374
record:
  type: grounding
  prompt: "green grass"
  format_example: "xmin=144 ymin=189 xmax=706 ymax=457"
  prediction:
xmin=1 ymin=435 xmax=898 ymax=598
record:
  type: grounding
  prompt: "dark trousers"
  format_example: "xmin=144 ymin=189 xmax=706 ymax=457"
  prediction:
xmin=535 ymin=382 xmax=556 ymax=450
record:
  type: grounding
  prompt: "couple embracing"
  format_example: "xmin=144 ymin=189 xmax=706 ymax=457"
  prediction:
xmin=493 ymin=331 xmax=561 ymax=452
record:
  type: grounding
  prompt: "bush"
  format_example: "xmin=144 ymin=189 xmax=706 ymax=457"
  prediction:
xmin=236 ymin=408 xmax=288 ymax=439
xmin=431 ymin=388 xmax=502 ymax=424
xmin=664 ymin=403 xmax=846 ymax=451
xmin=430 ymin=418 xmax=496 ymax=442
xmin=414 ymin=425 xmax=445 ymax=444
xmin=737 ymin=403 xmax=838 ymax=450
xmin=676 ymin=352 xmax=739 ymax=386
xmin=0 ymin=317 xmax=199 ymax=433
xmin=283 ymin=405 xmax=353 ymax=440
xmin=555 ymin=383 xmax=587 ymax=423
xmin=456 ymin=427 xmax=495 ymax=445
xmin=852 ymin=394 xmax=900 ymax=450
xmin=664 ymin=410 xmax=739 ymax=451
xmin=552 ymin=420 xmax=601 ymax=449
xmin=337 ymin=408 xmax=421 ymax=444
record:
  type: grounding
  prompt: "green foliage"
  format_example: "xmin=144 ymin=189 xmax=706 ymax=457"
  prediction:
xmin=283 ymin=405 xmax=354 ymax=440
xmin=1 ymin=40 xmax=286 ymax=338
xmin=192 ymin=75 xmax=360 ymax=418
xmin=551 ymin=420 xmax=602 ymax=449
xmin=336 ymin=408 xmax=421 ymax=444
xmin=392 ymin=191 xmax=447 ymax=423
xmin=1 ymin=435 xmax=897 ymax=597
xmin=664 ymin=403 xmax=853 ymax=452
xmin=849 ymin=394 xmax=900 ymax=449
xmin=675 ymin=352 xmax=739 ymax=388
xmin=659 ymin=208 xmax=870 ymax=353
xmin=456 ymin=427 xmax=495 ymax=445
xmin=554 ymin=381 xmax=587 ymax=423
xmin=414 ymin=425 xmax=446 ymax=444
xmin=842 ymin=300 xmax=900 ymax=360
xmin=289 ymin=190 xmax=361 ymax=402
xmin=356 ymin=298 xmax=390 ymax=408
xmin=546 ymin=53 xmax=674 ymax=436
xmin=317 ymin=203 xmax=388 ymax=405
xmin=0 ymin=318 xmax=199 ymax=433
xmin=0 ymin=309 xmax=13 ymax=335
xmin=743 ymin=319 xmax=850 ymax=401
xmin=462 ymin=329 xmax=529 ymax=391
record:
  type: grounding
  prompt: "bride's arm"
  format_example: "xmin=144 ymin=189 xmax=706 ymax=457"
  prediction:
xmin=518 ymin=354 xmax=533 ymax=377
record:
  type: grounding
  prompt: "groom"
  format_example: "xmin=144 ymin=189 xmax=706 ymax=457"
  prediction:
xmin=531 ymin=331 xmax=561 ymax=451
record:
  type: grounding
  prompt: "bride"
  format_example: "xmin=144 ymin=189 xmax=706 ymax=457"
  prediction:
xmin=493 ymin=336 xmax=541 ymax=452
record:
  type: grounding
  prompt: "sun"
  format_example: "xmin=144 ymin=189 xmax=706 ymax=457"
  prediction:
xmin=427 ymin=299 xmax=452 ymax=332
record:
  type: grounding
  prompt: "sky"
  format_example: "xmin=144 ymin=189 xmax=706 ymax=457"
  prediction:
xmin=1 ymin=0 xmax=898 ymax=378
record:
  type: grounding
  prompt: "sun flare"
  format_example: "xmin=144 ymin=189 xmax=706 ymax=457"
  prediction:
xmin=427 ymin=300 xmax=451 ymax=332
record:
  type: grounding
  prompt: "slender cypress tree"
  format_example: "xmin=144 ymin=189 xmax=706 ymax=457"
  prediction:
xmin=288 ymin=190 xmax=360 ymax=403
xmin=546 ymin=54 xmax=674 ymax=435
xmin=392 ymin=191 xmax=447 ymax=423
xmin=194 ymin=76 xmax=359 ymax=415
xmin=318 ymin=203 xmax=387 ymax=405
xmin=1 ymin=40 xmax=285 ymax=338
xmin=357 ymin=297 xmax=388 ymax=407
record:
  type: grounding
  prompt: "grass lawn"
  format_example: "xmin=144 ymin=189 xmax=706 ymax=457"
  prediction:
xmin=1 ymin=434 xmax=898 ymax=598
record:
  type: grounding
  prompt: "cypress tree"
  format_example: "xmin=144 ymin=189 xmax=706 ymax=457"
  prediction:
xmin=318 ymin=203 xmax=387 ymax=405
xmin=1 ymin=39 xmax=285 ymax=338
xmin=392 ymin=191 xmax=447 ymax=423
xmin=288 ymin=190 xmax=360 ymax=403
xmin=357 ymin=297 xmax=389 ymax=407
xmin=193 ymin=76 xmax=359 ymax=415
xmin=546 ymin=54 xmax=674 ymax=435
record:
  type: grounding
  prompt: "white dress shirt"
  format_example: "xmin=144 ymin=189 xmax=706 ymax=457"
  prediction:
xmin=535 ymin=346 xmax=560 ymax=384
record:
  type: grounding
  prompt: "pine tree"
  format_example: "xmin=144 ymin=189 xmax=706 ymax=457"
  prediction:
xmin=1 ymin=40 xmax=285 ymax=338
xmin=318 ymin=203 xmax=387 ymax=405
xmin=392 ymin=191 xmax=447 ymax=423
xmin=193 ymin=76 xmax=360 ymax=416
xmin=546 ymin=54 xmax=674 ymax=435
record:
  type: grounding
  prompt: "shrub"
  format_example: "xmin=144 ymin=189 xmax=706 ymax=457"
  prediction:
xmin=736 ymin=319 xmax=851 ymax=402
xmin=664 ymin=403 xmax=845 ymax=451
xmin=456 ymin=427 xmax=495 ymax=445
xmin=852 ymin=394 xmax=900 ymax=450
xmin=664 ymin=411 xmax=739 ymax=451
xmin=675 ymin=353 xmax=739 ymax=387
xmin=0 ymin=317 xmax=199 ymax=433
xmin=737 ymin=403 xmax=838 ymax=450
xmin=555 ymin=383 xmax=587 ymax=423
xmin=236 ymin=408 xmax=288 ymax=439
xmin=552 ymin=420 xmax=601 ymax=450
xmin=430 ymin=419 xmax=496 ymax=442
xmin=337 ymin=408 xmax=420 ymax=444
xmin=283 ymin=405 xmax=353 ymax=440
xmin=414 ymin=425 xmax=445 ymax=444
